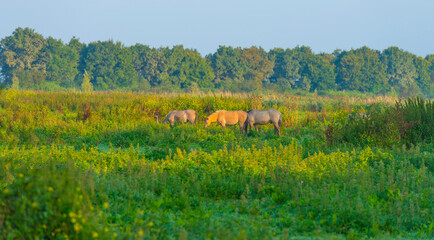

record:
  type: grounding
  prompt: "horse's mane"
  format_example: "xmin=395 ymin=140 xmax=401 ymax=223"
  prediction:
xmin=162 ymin=110 xmax=176 ymax=123
xmin=209 ymin=110 xmax=222 ymax=116
xmin=206 ymin=110 xmax=222 ymax=121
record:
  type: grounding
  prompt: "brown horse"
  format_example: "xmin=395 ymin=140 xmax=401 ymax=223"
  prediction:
xmin=204 ymin=110 xmax=248 ymax=133
xmin=162 ymin=109 xmax=198 ymax=126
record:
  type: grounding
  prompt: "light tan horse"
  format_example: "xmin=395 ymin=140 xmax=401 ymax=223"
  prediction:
xmin=204 ymin=110 xmax=248 ymax=133
xmin=245 ymin=109 xmax=282 ymax=136
xmin=162 ymin=109 xmax=198 ymax=126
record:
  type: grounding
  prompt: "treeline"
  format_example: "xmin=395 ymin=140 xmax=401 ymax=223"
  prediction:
xmin=0 ymin=27 xmax=433 ymax=97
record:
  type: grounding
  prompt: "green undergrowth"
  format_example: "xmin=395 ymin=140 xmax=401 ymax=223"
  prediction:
xmin=1 ymin=143 xmax=433 ymax=239
xmin=0 ymin=91 xmax=433 ymax=239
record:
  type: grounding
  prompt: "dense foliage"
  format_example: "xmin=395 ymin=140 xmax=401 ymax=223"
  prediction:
xmin=1 ymin=27 xmax=433 ymax=97
xmin=0 ymin=91 xmax=433 ymax=239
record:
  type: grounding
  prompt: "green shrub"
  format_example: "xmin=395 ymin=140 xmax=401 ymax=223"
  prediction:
xmin=0 ymin=162 xmax=112 ymax=239
xmin=398 ymin=97 xmax=433 ymax=145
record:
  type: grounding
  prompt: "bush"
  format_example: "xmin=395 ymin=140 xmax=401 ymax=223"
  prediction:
xmin=0 ymin=161 xmax=112 ymax=239
xmin=397 ymin=97 xmax=433 ymax=145
xmin=332 ymin=97 xmax=432 ymax=148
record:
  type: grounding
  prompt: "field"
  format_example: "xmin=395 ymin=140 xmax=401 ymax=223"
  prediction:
xmin=0 ymin=90 xmax=433 ymax=239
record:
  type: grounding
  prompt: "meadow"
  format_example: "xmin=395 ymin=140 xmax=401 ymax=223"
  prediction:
xmin=0 ymin=90 xmax=433 ymax=239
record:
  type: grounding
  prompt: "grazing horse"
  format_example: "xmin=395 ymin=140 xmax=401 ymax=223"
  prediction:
xmin=204 ymin=110 xmax=248 ymax=133
xmin=245 ymin=109 xmax=282 ymax=136
xmin=162 ymin=109 xmax=198 ymax=126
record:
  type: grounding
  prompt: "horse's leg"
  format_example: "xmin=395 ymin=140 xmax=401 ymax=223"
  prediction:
xmin=273 ymin=122 xmax=281 ymax=136
xmin=249 ymin=122 xmax=254 ymax=133
xmin=254 ymin=124 xmax=259 ymax=133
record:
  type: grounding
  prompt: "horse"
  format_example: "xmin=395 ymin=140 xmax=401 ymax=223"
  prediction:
xmin=162 ymin=109 xmax=198 ymax=126
xmin=204 ymin=110 xmax=248 ymax=133
xmin=245 ymin=109 xmax=282 ymax=136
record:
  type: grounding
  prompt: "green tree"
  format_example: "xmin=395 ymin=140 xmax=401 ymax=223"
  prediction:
xmin=82 ymin=40 xmax=140 ymax=90
xmin=414 ymin=56 xmax=433 ymax=97
xmin=269 ymin=48 xmax=301 ymax=91
xmin=240 ymin=46 xmax=274 ymax=91
xmin=426 ymin=55 xmax=434 ymax=97
xmin=81 ymin=70 xmax=93 ymax=92
xmin=0 ymin=27 xmax=47 ymax=88
xmin=162 ymin=45 xmax=214 ymax=90
xmin=207 ymin=46 xmax=245 ymax=91
xmin=382 ymin=47 xmax=421 ymax=97
xmin=293 ymin=46 xmax=336 ymax=91
xmin=182 ymin=50 xmax=214 ymax=90
xmin=130 ymin=44 xmax=166 ymax=90
xmin=43 ymin=37 xmax=79 ymax=88
xmin=335 ymin=46 xmax=387 ymax=92
xmin=11 ymin=74 xmax=19 ymax=89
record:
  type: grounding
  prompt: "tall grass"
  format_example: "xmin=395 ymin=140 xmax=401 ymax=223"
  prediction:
xmin=0 ymin=90 xmax=432 ymax=239
xmin=1 ymin=143 xmax=433 ymax=239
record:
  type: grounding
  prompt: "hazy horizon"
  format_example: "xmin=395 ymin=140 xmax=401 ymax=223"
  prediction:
xmin=1 ymin=0 xmax=434 ymax=57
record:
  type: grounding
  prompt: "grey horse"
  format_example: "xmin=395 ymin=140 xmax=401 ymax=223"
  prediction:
xmin=245 ymin=109 xmax=282 ymax=136
xmin=162 ymin=109 xmax=198 ymax=126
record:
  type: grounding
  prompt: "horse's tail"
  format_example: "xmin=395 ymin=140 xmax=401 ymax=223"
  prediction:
xmin=243 ymin=114 xmax=249 ymax=133
xmin=194 ymin=111 xmax=198 ymax=124
xmin=244 ymin=119 xmax=249 ymax=133
xmin=278 ymin=114 xmax=282 ymax=127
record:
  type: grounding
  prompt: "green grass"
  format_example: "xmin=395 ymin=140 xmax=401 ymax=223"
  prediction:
xmin=0 ymin=91 xmax=433 ymax=239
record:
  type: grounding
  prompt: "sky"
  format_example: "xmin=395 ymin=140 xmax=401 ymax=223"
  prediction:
xmin=1 ymin=0 xmax=434 ymax=57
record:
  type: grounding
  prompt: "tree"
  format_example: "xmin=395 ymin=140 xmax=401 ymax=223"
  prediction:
xmin=130 ymin=44 xmax=167 ymax=89
xmin=335 ymin=50 xmax=364 ymax=90
xmin=0 ymin=27 xmax=47 ymax=88
xmin=334 ymin=46 xmax=387 ymax=92
xmin=414 ymin=56 xmax=433 ymax=97
xmin=161 ymin=45 xmax=214 ymax=90
xmin=11 ymin=74 xmax=19 ymax=89
xmin=425 ymin=55 xmax=434 ymax=97
xmin=240 ymin=46 xmax=274 ymax=91
xmin=43 ymin=37 xmax=79 ymax=87
xmin=207 ymin=46 xmax=245 ymax=91
xmin=181 ymin=50 xmax=214 ymax=90
xmin=82 ymin=40 xmax=140 ymax=90
xmin=292 ymin=46 xmax=336 ymax=91
xmin=382 ymin=47 xmax=421 ymax=97
xmin=81 ymin=70 xmax=93 ymax=92
xmin=269 ymin=48 xmax=301 ymax=91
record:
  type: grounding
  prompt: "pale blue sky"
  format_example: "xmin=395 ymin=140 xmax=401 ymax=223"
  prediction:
xmin=1 ymin=0 xmax=433 ymax=57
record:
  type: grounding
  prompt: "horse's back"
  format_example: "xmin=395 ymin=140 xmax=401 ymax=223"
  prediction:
xmin=173 ymin=111 xmax=186 ymax=121
xmin=184 ymin=109 xmax=197 ymax=122
xmin=267 ymin=109 xmax=281 ymax=117
xmin=236 ymin=111 xmax=248 ymax=122
xmin=163 ymin=110 xmax=176 ymax=122
xmin=184 ymin=109 xmax=196 ymax=115
xmin=248 ymin=109 xmax=281 ymax=123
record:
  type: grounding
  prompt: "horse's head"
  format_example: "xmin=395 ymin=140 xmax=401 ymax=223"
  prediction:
xmin=204 ymin=117 xmax=210 ymax=128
